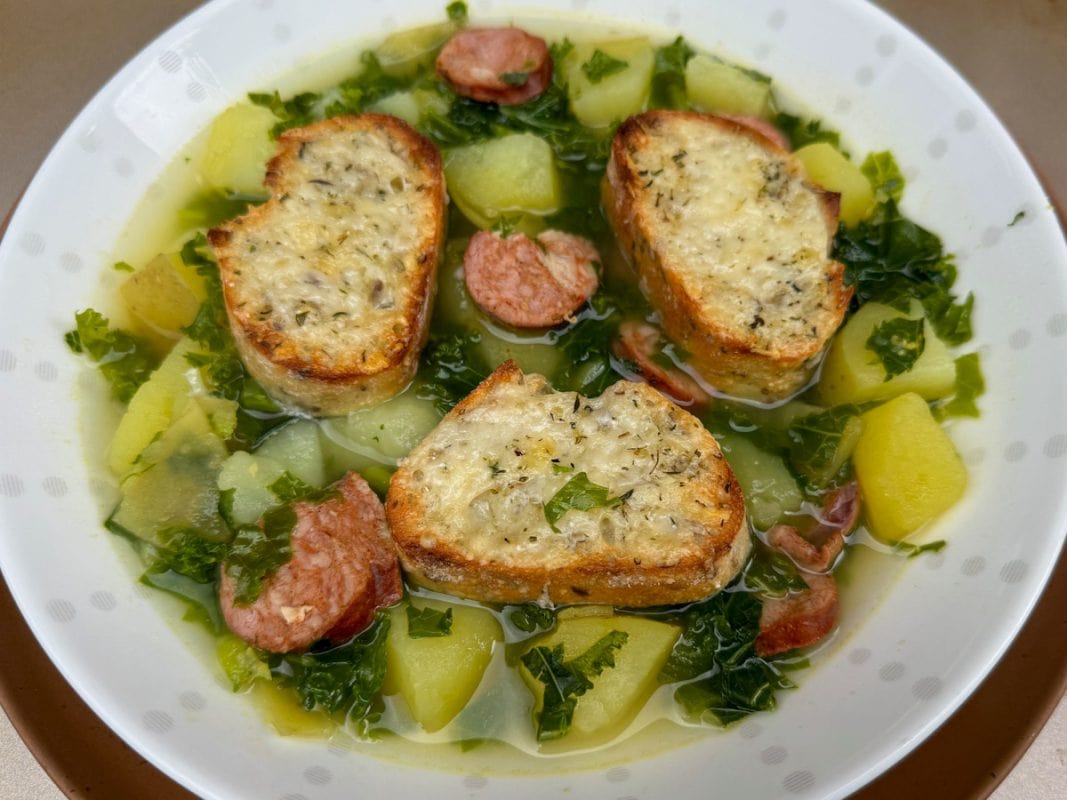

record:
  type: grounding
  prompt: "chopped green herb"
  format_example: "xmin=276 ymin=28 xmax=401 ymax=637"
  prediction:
xmin=248 ymin=89 xmax=321 ymax=138
xmin=65 ymin=308 xmax=158 ymax=403
xmin=113 ymin=260 xmax=135 ymax=272
xmin=521 ymin=630 xmax=628 ymax=740
xmin=268 ymin=471 xmax=339 ymax=505
xmin=581 ymin=49 xmax=629 ymax=84
xmin=772 ymin=113 xmax=841 ymax=150
xmin=742 ymin=548 xmax=808 ymax=598
xmin=549 ymin=38 xmax=575 ymax=65
xmin=272 ymin=613 xmax=391 ymax=732
xmin=551 ymin=462 xmax=575 ymax=475
xmin=150 ymin=526 xmax=229 ymax=584
xmin=650 ymin=36 xmax=694 ymax=109
xmin=937 ymin=352 xmax=985 ymax=419
xmin=866 ymin=317 xmax=926 ymax=380
xmin=861 ymin=151 xmax=905 ymax=206
xmin=508 ymin=603 xmax=557 ymax=633
xmin=406 ymin=605 xmax=454 ymax=638
xmin=660 ymin=590 xmax=795 ymax=725
xmin=446 ymin=1 xmax=468 ymax=23
xmin=224 ymin=504 xmax=297 ymax=606
xmin=893 ymin=539 xmax=947 ymax=558
xmin=1009 ymin=210 xmax=1026 ymax=226
xmin=543 ymin=472 xmax=626 ymax=532
xmin=787 ymin=406 xmax=862 ymax=487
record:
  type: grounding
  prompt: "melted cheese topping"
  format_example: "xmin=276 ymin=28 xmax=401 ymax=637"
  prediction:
xmin=630 ymin=120 xmax=834 ymax=352
xmin=403 ymin=374 xmax=736 ymax=570
xmin=225 ymin=126 xmax=432 ymax=371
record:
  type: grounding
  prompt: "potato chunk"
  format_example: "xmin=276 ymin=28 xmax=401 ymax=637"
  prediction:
xmin=716 ymin=431 xmax=803 ymax=530
xmin=200 ymin=102 xmax=277 ymax=194
xmin=560 ymin=38 xmax=655 ymax=127
xmin=443 ymin=133 xmax=562 ymax=228
xmin=852 ymin=392 xmax=967 ymax=543
xmin=794 ymin=143 xmax=875 ymax=226
xmin=685 ymin=55 xmax=772 ymax=118
xmin=816 ymin=302 xmax=956 ymax=406
xmin=519 ymin=614 xmax=680 ymax=747
xmin=120 ymin=253 xmax=203 ymax=338
xmin=384 ymin=599 xmax=502 ymax=732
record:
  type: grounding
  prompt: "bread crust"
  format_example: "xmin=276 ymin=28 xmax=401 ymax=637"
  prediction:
xmin=603 ymin=110 xmax=852 ymax=401
xmin=209 ymin=114 xmax=446 ymax=415
xmin=386 ymin=362 xmax=750 ymax=607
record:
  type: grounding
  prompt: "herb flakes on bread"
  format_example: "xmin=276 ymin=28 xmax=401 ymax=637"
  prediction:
xmin=603 ymin=110 xmax=851 ymax=401
xmin=386 ymin=361 xmax=749 ymax=606
xmin=209 ymin=114 xmax=446 ymax=416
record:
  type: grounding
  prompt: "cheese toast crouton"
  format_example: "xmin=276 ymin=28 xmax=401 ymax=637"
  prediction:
xmin=604 ymin=110 xmax=851 ymax=401
xmin=386 ymin=361 xmax=749 ymax=606
xmin=209 ymin=114 xmax=446 ymax=415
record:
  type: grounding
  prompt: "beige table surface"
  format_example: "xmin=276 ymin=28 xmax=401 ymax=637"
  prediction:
xmin=1 ymin=1 xmax=1065 ymax=798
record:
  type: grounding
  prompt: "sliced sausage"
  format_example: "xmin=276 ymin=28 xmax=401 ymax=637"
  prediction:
xmin=613 ymin=320 xmax=710 ymax=408
xmin=766 ymin=481 xmax=860 ymax=573
xmin=436 ymin=27 xmax=553 ymax=105
xmin=219 ymin=472 xmax=402 ymax=653
xmin=463 ymin=229 xmax=599 ymax=328
xmin=755 ymin=572 xmax=839 ymax=657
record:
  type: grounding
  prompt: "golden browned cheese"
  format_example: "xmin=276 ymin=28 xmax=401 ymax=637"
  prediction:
xmin=209 ymin=114 xmax=446 ymax=416
xmin=386 ymin=362 xmax=750 ymax=606
xmin=603 ymin=110 xmax=851 ymax=401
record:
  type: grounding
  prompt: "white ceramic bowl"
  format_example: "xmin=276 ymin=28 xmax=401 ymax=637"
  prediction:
xmin=1 ymin=1 xmax=1065 ymax=798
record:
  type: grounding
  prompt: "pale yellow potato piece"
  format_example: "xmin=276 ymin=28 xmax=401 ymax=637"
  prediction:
xmin=520 ymin=614 xmax=680 ymax=747
xmin=853 ymin=392 xmax=967 ymax=543
xmin=120 ymin=252 xmax=203 ymax=338
xmin=369 ymin=91 xmax=422 ymax=125
xmin=108 ymin=337 xmax=199 ymax=476
xmin=716 ymin=431 xmax=802 ymax=530
xmin=816 ymin=302 xmax=956 ymax=406
xmin=444 ymin=133 xmax=562 ymax=228
xmin=561 ymin=38 xmax=655 ymax=128
xmin=254 ymin=419 xmax=327 ymax=488
xmin=375 ymin=21 xmax=456 ymax=78
xmin=385 ymin=599 xmax=502 ymax=732
xmin=200 ymin=102 xmax=277 ymax=194
xmin=794 ymin=143 xmax=875 ymax=226
xmin=685 ymin=54 xmax=772 ymax=118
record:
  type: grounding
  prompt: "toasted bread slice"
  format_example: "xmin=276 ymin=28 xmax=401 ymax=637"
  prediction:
xmin=209 ymin=114 xmax=446 ymax=415
xmin=603 ymin=110 xmax=851 ymax=401
xmin=386 ymin=361 xmax=749 ymax=606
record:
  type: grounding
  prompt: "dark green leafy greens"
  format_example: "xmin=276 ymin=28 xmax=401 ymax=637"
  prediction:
xmin=581 ymin=49 xmax=629 ymax=83
xmin=543 ymin=472 xmax=627 ymax=532
xmin=272 ymin=614 xmax=391 ymax=731
xmin=660 ymin=591 xmax=795 ymax=725
xmin=520 ymin=630 xmax=628 ymax=740
xmin=742 ymin=548 xmax=807 ymax=598
xmin=417 ymin=329 xmax=490 ymax=413
xmin=508 ymin=604 xmax=557 ymax=633
xmin=650 ymin=36 xmax=695 ymax=109
xmin=893 ymin=539 xmax=947 ymax=558
xmin=225 ymin=505 xmax=297 ymax=606
xmin=937 ymin=352 xmax=985 ymax=419
xmin=64 ymin=309 xmax=158 ymax=403
xmin=866 ymin=317 xmax=926 ymax=380
xmin=773 ymin=113 xmax=841 ymax=150
xmin=862 ymin=151 xmax=905 ymax=206
xmin=407 ymin=605 xmax=454 ymax=638
xmin=445 ymin=1 xmax=468 ymax=23
xmin=786 ymin=405 xmax=861 ymax=487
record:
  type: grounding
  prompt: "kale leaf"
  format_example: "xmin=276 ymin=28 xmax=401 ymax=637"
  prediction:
xmin=773 ymin=113 xmax=841 ymax=150
xmin=65 ymin=308 xmax=158 ymax=403
xmin=581 ymin=49 xmax=629 ymax=84
xmin=742 ymin=546 xmax=808 ymax=599
xmin=893 ymin=539 xmax=947 ymax=559
xmin=273 ymin=613 xmax=391 ymax=731
xmin=862 ymin=151 xmax=905 ymax=206
xmin=650 ymin=36 xmax=695 ymax=109
xmin=446 ymin=1 xmax=468 ymax=23
xmin=543 ymin=472 xmax=627 ymax=532
xmin=177 ymin=188 xmax=266 ymax=230
xmin=786 ymin=405 xmax=861 ymax=487
xmin=937 ymin=352 xmax=985 ymax=419
xmin=224 ymin=504 xmax=297 ymax=606
xmin=521 ymin=630 xmax=628 ymax=740
xmin=416 ymin=329 xmax=490 ymax=413
xmin=552 ymin=293 xmax=625 ymax=395
xmin=406 ymin=605 xmax=454 ymax=638
xmin=866 ymin=317 xmax=926 ymax=380
xmin=660 ymin=590 xmax=796 ymax=726
xmin=268 ymin=471 xmax=340 ymax=505
xmin=508 ymin=603 xmax=557 ymax=633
